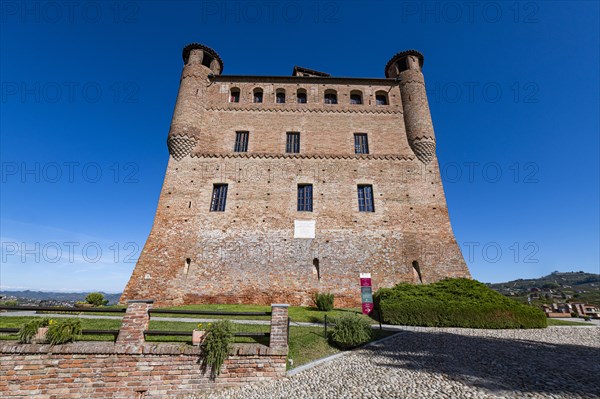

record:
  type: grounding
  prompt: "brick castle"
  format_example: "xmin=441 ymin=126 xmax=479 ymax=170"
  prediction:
xmin=120 ymin=43 xmax=470 ymax=307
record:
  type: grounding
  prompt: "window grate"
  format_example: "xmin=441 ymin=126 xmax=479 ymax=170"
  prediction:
xmin=286 ymin=132 xmax=300 ymax=153
xmin=298 ymin=184 xmax=313 ymax=211
xmin=354 ymin=133 xmax=369 ymax=154
xmin=357 ymin=185 xmax=374 ymax=212
xmin=210 ymin=184 xmax=228 ymax=212
xmin=234 ymin=131 xmax=249 ymax=152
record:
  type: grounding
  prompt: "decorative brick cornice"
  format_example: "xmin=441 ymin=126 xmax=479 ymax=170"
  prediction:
xmin=189 ymin=152 xmax=415 ymax=161
xmin=204 ymin=105 xmax=402 ymax=115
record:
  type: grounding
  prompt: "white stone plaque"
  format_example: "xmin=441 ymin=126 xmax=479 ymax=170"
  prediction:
xmin=294 ymin=220 xmax=315 ymax=238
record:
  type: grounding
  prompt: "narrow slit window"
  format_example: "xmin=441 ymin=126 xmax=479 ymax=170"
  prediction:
xmin=354 ymin=133 xmax=369 ymax=154
xmin=357 ymin=185 xmax=375 ymax=212
xmin=297 ymin=184 xmax=313 ymax=212
xmin=286 ymin=132 xmax=300 ymax=153
xmin=210 ymin=184 xmax=228 ymax=212
xmin=234 ymin=131 xmax=249 ymax=152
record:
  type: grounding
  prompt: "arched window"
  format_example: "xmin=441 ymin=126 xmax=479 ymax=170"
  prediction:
xmin=350 ymin=90 xmax=362 ymax=105
xmin=297 ymin=88 xmax=307 ymax=104
xmin=253 ymin=88 xmax=263 ymax=103
xmin=375 ymin=91 xmax=388 ymax=105
xmin=276 ymin=89 xmax=286 ymax=104
xmin=230 ymin=88 xmax=240 ymax=103
xmin=324 ymin=89 xmax=337 ymax=104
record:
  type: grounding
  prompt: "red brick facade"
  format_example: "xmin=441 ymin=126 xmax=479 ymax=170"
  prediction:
xmin=120 ymin=44 xmax=470 ymax=307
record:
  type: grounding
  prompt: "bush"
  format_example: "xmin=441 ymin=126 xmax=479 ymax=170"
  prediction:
xmin=375 ymin=278 xmax=547 ymax=329
xmin=328 ymin=313 xmax=373 ymax=349
xmin=18 ymin=318 xmax=51 ymax=343
xmin=46 ymin=319 xmax=82 ymax=344
xmin=202 ymin=320 xmax=234 ymax=379
xmin=313 ymin=292 xmax=335 ymax=311
xmin=85 ymin=292 xmax=108 ymax=306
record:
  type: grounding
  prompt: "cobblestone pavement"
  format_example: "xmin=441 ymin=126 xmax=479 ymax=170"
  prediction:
xmin=188 ymin=326 xmax=600 ymax=399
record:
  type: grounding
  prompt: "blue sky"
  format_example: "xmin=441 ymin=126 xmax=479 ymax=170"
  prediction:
xmin=1 ymin=1 xmax=598 ymax=292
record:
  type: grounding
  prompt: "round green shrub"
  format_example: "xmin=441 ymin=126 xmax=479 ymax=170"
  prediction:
xmin=313 ymin=292 xmax=335 ymax=311
xmin=329 ymin=313 xmax=372 ymax=349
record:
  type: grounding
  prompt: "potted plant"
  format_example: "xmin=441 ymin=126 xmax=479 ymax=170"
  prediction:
xmin=192 ymin=322 xmax=212 ymax=345
xmin=18 ymin=318 xmax=53 ymax=344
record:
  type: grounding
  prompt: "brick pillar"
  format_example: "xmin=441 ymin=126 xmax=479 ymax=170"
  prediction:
xmin=116 ymin=300 xmax=154 ymax=344
xmin=269 ymin=304 xmax=289 ymax=351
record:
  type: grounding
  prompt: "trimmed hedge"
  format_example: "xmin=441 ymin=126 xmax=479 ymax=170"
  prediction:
xmin=375 ymin=278 xmax=547 ymax=329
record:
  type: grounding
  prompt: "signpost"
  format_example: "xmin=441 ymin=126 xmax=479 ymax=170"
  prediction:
xmin=359 ymin=272 xmax=373 ymax=315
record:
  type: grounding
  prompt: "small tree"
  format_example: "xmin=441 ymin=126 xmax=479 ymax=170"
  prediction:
xmin=85 ymin=292 xmax=108 ymax=306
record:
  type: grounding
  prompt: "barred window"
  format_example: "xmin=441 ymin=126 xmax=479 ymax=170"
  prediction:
xmin=354 ymin=133 xmax=369 ymax=154
xmin=234 ymin=131 xmax=249 ymax=153
xmin=297 ymin=184 xmax=313 ymax=212
xmin=210 ymin=184 xmax=228 ymax=212
xmin=357 ymin=185 xmax=374 ymax=212
xmin=286 ymin=132 xmax=300 ymax=153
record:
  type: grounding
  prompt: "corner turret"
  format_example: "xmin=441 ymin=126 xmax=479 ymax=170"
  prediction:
xmin=386 ymin=50 xmax=436 ymax=164
xmin=167 ymin=43 xmax=223 ymax=160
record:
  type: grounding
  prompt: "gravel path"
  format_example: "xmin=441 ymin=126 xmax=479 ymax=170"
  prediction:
xmin=187 ymin=326 xmax=600 ymax=399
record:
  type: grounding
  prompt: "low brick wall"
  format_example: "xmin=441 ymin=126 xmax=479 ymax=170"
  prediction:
xmin=0 ymin=342 xmax=287 ymax=398
xmin=0 ymin=301 xmax=290 ymax=398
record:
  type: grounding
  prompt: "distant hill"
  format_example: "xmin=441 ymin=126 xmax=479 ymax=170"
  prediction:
xmin=0 ymin=290 xmax=122 ymax=305
xmin=487 ymin=271 xmax=600 ymax=306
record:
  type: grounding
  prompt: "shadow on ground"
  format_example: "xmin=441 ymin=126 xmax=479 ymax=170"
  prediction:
xmin=365 ymin=329 xmax=600 ymax=397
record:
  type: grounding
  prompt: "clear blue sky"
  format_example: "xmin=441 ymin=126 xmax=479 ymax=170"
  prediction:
xmin=1 ymin=1 xmax=598 ymax=292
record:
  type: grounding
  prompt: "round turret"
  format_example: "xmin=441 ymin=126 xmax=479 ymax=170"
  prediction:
xmin=182 ymin=43 xmax=224 ymax=75
xmin=385 ymin=50 xmax=424 ymax=78
xmin=386 ymin=50 xmax=436 ymax=164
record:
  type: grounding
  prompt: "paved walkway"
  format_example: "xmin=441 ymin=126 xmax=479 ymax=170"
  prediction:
xmin=191 ymin=326 xmax=600 ymax=399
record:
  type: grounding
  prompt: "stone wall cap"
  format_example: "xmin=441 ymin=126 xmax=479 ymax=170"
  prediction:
xmin=127 ymin=299 xmax=155 ymax=304
xmin=271 ymin=304 xmax=290 ymax=307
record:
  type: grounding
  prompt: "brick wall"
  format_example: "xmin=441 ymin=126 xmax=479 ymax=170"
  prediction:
xmin=0 ymin=342 xmax=287 ymax=399
xmin=121 ymin=45 xmax=470 ymax=307
xmin=0 ymin=301 xmax=289 ymax=398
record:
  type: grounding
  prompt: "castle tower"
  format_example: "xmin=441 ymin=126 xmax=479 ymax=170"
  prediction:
xmin=120 ymin=43 xmax=470 ymax=307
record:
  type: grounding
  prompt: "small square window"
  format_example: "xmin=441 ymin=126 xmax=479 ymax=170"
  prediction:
xmin=210 ymin=184 xmax=228 ymax=212
xmin=297 ymin=184 xmax=313 ymax=212
xmin=234 ymin=131 xmax=249 ymax=153
xmin=357 ymin=185 xmax=374 ymax=212
xmin=286 ymin=132 xmax=300 ymax=153
xmin=297 ymin=92 xmax=307 ymax=104
xmin=230 ymin=90 xmax=240 ymax=103
xmin=253 ymin=91 xmax=263 ymax=103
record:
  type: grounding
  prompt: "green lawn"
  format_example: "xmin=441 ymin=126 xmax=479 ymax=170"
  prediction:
xmin=153 ymin=304 xmax=378 ymax=324
xmin=0 ymin=315 xmax=394 ymax=369
xmin=547 ymin=318 xmax=594 ymax=326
